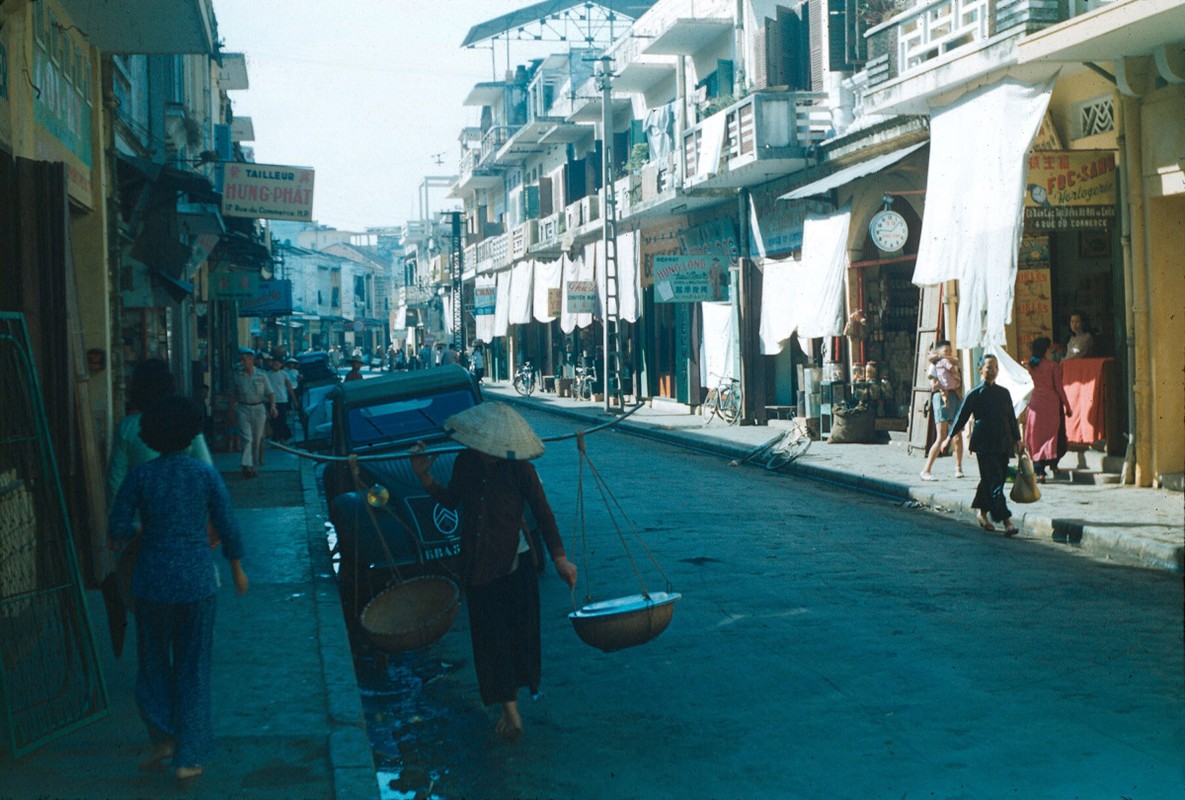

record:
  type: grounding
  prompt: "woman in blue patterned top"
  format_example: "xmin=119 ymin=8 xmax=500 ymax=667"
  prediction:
xmin=109 ymin=395 xmax=249 ymax=783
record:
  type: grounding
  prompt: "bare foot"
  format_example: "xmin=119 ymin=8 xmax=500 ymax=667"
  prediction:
xmin=175 ymin=765 xmax=203 ymax=782
xmin=494 ymin=701 xmax=523 ymax=737
xmin=138 ymin=741 xmax=174 ymax=772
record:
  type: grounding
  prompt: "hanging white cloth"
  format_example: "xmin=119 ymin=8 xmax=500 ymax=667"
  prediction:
xmin=696 ymin=111 xmax=728 ymax=179
xmin=699 ymin=301 xmax=735 ymax=386
xmin=560 ymin=251 xmax=595 ymax=334
xmin=758 ymin=256 xmax=802 ymax=355
xmin=441 ymin=293 xmax=454 ymax=337
xmin=508 ymin=260 xmax=534 ymax=325
xmin=493 ymin=270 xmax=512 ymax=338
xmin=986 ymin=342 xmax=1035 ymax=418
xmin=644 ymin=101 xmax=674 ymax=164
xmin=796 ymin=204 xmax=851 ymax=341
xmin=393 ymin=305 xmax=407 ymax=332
xmin=474 ymin=275 xmax=496 ymax=343
xmin=749 ymin=193 xmax=767 ymax=260
xmin=616 ymin=231 xmax=641 ymax=323
xmin=532 ymin=258 xmax=562 ymax=323
xmin=912 ymin=76 xmax=1056 ymax=349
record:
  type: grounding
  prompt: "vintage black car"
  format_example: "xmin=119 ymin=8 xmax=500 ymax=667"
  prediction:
xmin=321 ymin=365 xmax=482 ymax=603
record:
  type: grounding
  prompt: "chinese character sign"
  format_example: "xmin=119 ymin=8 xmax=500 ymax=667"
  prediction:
xmin=1023 ymin=151 xmax=1116 ymax=231
xmin=653 ymin=255 xmax=729 ymax=303
xmin=566 ymin=281 xmax=597 ymax=314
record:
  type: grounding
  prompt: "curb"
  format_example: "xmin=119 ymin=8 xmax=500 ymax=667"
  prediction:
xmin=301 ymin=459 xmax=380 ymax=800
xmin=505 ymin=394 xmax=1184 ymax=573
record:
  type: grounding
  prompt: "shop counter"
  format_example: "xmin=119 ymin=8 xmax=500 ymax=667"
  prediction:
xmin=1062 ymin=356 xmax=1118 ymax=448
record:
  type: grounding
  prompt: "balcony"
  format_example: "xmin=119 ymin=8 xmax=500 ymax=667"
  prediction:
xmin=510 ymin=220 xmax=539 ymax=260
xmin=399 ymin=285 xmax=434 ymax=306
xmin=474 ymin=232 xmax=510 ymax=274
xmin=859 ymin=0 xmax=1076 ymax=115
xmin=453 ymin=126 xmax=514 ymax=196
xmin=680 ymin=91 xmax=830 ymax=191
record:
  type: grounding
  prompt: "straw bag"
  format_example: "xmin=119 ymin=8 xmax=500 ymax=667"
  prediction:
xmin=1011 ymin=452 xmax=1041 ymax=504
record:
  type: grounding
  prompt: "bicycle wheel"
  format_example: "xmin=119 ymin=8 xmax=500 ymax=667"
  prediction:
xmin=524 ymin=371 xmax=537 ymax=396
xmin=701 ymin=390 xmax=719 ymax=424
xmin=719 ymin=386 xmax=741 ymax=425
xmin=765 ymin=421 xmax=812 ymax=470
xmin=513 ymin=375 xmax=530 ymax=396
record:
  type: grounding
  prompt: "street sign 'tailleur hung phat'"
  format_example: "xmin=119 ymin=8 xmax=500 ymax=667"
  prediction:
xmin=221 ymin=163 xmax=315 ymax=222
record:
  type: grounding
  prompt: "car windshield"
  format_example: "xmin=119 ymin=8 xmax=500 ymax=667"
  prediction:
xmin=346 ymin=388 xmax=476 ymax=448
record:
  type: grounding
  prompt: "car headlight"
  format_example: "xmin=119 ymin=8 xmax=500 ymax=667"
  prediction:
xmin=366 ymin=483 xmax=390 ymax=508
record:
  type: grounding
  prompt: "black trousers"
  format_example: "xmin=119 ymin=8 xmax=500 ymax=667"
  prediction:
xmin=973 ymin=451 xmax=1012 ymax=522
xmin=466 ymin=557 xmax=541 ymax=706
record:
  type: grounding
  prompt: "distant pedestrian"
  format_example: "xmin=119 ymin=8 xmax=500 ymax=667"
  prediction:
xmin=344 ymin=354 xmax=365 ymax=382
xmin=1024 ymin=337 xmax=1071 ymax=482
xmin=441 ymin=343 xmax=459 ymax=366
xmin=942 ymin=355 xmax=1023 ymax=536
xmin=434 ymin=343 xmax=445 ymax=366
xmin=410 ymin=403 xmax=577 ymax=737
xmin=266 ymin=354 xmax=295 ymax=443
xmin=108 ymin=394 xmax=248 ymax=784
xmin=232 ymin=348 xmax=276 ymax=478
xmin=920 ymin=340 xmax=964 ymax=481
xmin=418 ymin=343 xmax=432 ymax=370
xmin=471 ymin=344 xmax=486 ymax=383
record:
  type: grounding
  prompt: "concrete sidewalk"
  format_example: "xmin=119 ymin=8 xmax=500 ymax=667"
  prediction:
xmin=486 ymin=382 xmax=1184 ymax=573
xmin=1 ymin=449 xmax=378 ymax=799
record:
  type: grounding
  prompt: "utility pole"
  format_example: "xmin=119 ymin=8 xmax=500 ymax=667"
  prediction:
xmin=598 ymin=56 xmax=625 ymax=413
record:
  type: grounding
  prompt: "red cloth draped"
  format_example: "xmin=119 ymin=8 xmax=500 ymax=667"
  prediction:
xmin=1062 ymin=357 xmax=1110 ymax=444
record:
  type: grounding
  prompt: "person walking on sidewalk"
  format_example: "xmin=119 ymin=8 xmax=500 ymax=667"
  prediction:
xmin=920 ymin=340 xmax=964 ymax=481
xmin=942 ymin=354 xmax=1023 ymax=536
xmin=231 ymin=348 xmax=275 ymax=478
xmin=266 ymin=354 xmax=295 ymax=443
xmin=108 ymin=395 xmax=249 ymax=784
xmin=410 ymin=403 xmax=577 ymax=738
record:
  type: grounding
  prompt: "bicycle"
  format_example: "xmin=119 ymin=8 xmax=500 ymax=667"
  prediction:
xmin=512 ymin=361 xmax=539 ymax=396
xmin=574 ymin=365 xmax=597 ymax=401
xmin=702 ymin=373 xmax=741 ymax=426
xmin=737 ymin=414 xmax=813 ymax=470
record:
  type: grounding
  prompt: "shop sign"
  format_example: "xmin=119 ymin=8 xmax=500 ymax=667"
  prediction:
xmin=474 ymin=283 xmax=496 ymax=315
xmin=31 ymin=2 xmax=93 ymax=201
xmin=1015 ymin=236 xmax=1054 ymax=348
xmin=547 ymin=287 xmax=561 ymax=317
xmin=221 ymin=162 xmax=315 ymax=221
xmin=678 ymin=218 xmax=739 ymax=267
xmin=239 ymin=279 xmax=293 ymax=317
xmin=566 ymin=280 xmax=597 ymax=313
xmin=1023 ymin=150 xmax=1116 ymax=231
xmin=212 ymin=272 xmax=258 ymax=299
xmin=653 ymin=255 xmax=728 ymax=303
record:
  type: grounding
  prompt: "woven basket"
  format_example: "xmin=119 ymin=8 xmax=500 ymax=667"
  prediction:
xmin=360 ymin=576 xmax=459 ymax=652
xmin=569 ymin=592 xmax=681 ymax=653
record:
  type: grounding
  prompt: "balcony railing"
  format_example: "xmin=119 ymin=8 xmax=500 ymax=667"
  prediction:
xmin=681 ymin=91 xmax=829 ymax=181
xmin=399 ymin=285 xmax=434 ymax=305
xmin=475 ymin=232 xmax=510 ymax=273
xmin=865 ymin=0 xmax=1070 ymax=89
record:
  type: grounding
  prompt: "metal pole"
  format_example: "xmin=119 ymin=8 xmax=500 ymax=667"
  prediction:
xmin=598 ymin=57 xmax=625 ymax=413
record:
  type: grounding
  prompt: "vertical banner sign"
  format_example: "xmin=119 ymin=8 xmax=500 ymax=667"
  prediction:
xmin=547 ymin=288 xmax=562 ymax=317
xmin=221 ymin=163 xmax=315 ymax=221
xmin=566 ymin=281 xmax=597 ymax=313
xmin=1023 ymin=150 xmax=1116 ymax=231
xmin=653 ymin=255 xmax=729 ymax=303
xmin=1015 ymin=236 xmax=1053 ymax=349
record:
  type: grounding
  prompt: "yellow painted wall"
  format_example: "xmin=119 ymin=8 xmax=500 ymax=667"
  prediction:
xmin=1142 ymin=83 xmax=1185 ymax=483
xmin=1043 ymin=64 xmax=1118 ymax=150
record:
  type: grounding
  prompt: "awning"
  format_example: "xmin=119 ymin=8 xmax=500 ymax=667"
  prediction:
xmin=58 ymin=0 xmax=217 ymax=55
xmin=779 ymin=142 xmax=928 ymax=201
xmin=1016 ymin=0 xmax=1185 ymax=65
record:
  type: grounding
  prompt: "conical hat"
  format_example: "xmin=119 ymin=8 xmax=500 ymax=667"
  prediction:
xmin=443 ymin=402 xmax=544 ymax=460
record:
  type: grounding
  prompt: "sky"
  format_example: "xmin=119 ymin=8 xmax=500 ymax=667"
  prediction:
xmin=213 ymin=0 xmax=565 ymax=232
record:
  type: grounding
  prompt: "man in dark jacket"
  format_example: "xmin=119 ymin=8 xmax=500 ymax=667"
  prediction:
xmin=942 ymin=354 xmax=1024 ymax=536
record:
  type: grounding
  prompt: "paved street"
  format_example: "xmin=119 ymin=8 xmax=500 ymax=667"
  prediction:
xmin=365 ymin=409 xmax=1184 ymax=800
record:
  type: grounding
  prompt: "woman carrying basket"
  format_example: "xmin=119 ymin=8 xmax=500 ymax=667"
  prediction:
xmin=411 ymin=403 xmax=577 ymax=737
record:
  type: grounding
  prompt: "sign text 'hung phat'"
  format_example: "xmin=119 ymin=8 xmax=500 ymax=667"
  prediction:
xmin=221 ymin=163 xmax=315 ymax=221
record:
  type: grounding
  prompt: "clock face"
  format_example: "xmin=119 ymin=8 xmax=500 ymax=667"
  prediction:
xmin=869 ymin=209 xmax=908 ymax=252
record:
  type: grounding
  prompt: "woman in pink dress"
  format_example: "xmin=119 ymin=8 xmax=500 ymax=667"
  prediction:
xmin=1024 ymin=337 xmax=1072 ymax=481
